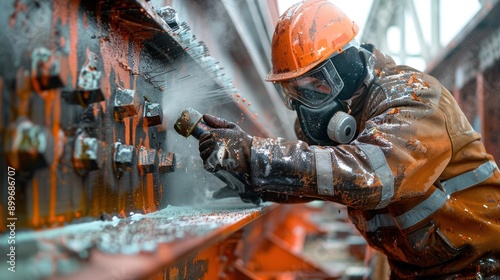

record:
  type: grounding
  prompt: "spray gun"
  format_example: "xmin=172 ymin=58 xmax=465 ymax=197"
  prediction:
xmin=174 ymin=108 xmax=261 ymax=205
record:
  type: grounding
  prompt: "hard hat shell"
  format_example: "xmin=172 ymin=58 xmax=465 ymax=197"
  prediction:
xmin=266 ymin=0 xmax=359 ymax=82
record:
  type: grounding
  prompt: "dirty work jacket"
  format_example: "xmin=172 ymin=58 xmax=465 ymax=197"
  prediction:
xmin=249 ymin=44 xmax=500 ymax=278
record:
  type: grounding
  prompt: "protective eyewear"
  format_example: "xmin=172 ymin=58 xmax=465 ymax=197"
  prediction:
xmin=274 ymin=59 xmax=344 ymax=110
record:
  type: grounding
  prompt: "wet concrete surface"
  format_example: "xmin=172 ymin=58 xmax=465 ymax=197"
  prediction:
xmin=1 ymin=199 xmax=274 ymax=280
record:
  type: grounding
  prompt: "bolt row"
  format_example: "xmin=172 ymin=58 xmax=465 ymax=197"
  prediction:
xmin=32 ymin=47 xmax=164 ymax=128
xmin=8 ymin=48 xmax=168 ymax=176
xmin=6 ymin=122 xmax=176 ymax=176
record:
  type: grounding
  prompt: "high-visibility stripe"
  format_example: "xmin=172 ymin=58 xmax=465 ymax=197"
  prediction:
xmin=364 ymin=213 xmax=395 ymax=232
xmin=442 ymin=161 xmax=498 ymax=194
xmin=395 ymin=188 xmax=447 ymax=230
xmin=357 ymin=144 xmax=394 ymax=209
xmin=312 ymin=147 xmax=334 ymax=195
xmin=357 ymin=161 xmax=497 ymax=232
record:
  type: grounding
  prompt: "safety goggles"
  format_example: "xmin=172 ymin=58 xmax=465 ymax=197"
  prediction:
xmin=274 ymin=58 xmax=344 ymax=110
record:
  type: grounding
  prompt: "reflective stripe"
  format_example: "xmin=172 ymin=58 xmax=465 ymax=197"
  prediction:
xmin=442 ymin=161 xmax=498 ymax=195
xmin=312 ymin=147 xmax=334 ymax=195
xmin=395 ymin=188 xmax=447 ymax=230
xmin=357 ymin=144 xmax=394 ymax=209
xmin=359 ymin=161 xmax=497 ymax=232
xmin=364 ymin=213 xmax=396 ymax=232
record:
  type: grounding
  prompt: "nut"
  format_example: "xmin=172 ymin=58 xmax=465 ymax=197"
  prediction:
xmin=138 ymin=147 xmax=156 ymax=175
xmin=113 ymin=142 xmax=135 ymax=176
xmin=144 ymin=101 xmax=163 ymax=127
xmin=4 ymin=118 xmax=54 ymax=171
xmin=158 ymin=150 xmax=175 ymax=173
xmin=62 ymin=51 xmax=104 ymax=107
xmin=73 ymin=132 xmax=102 ymax=176
xmin=114 ymin=88 xmax=139 ymax=120
xmin=31 ymin=47 xmax=65 ymax=91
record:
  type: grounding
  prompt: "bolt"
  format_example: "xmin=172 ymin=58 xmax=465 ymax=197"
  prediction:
xmin=73 ymin=132 xmax=102 ymax=176
xmin=144 ymin=101 xmax=163 ymax=127
xmin=158 ymin=150 xmax=175 ymax=173
xmin=138 ymin=147 xmax=156 ymax=175
xmin=31 ymin=47 xmax=65 ymax=91
xmin=4 ymin=118 xmax=54 ymax=171
xmin=62 ymin=51 xmax=104 ymax=107
xmin=114 ymin=88 xmax=139 ymax=121
xmin=113 ymin=142 xmax=135 ymax=176
xmin=62 ymin=88 xmax=104 ymax=107
xmin=156 ymin=6 xmax=179 ymax=29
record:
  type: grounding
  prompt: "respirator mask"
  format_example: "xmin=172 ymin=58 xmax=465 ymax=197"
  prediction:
xmin=273 ymin=52 xmax=357 ymax=146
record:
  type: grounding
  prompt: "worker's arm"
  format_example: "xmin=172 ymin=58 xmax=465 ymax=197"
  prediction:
xmin=249 ymin=72 xmax=454 ymax=209
xmin=200 ymin=72 xmax=453 ymax=209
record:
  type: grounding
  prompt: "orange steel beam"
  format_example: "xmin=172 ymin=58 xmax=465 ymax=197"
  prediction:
xmin=0 ymin=203 xmax=276 ymax=280
xmin=233 ymin=204 xmax=340 ymax=280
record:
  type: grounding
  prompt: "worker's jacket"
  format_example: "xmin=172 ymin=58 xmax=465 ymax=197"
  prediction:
xmin=249 ymin=44 xmax=500 ymax=278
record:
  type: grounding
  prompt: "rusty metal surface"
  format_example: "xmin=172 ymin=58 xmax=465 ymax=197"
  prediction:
xmin=0 ymin=200 xmax=275 ymax=279
xmin=0 ymin=0 xmax=270 ymax=231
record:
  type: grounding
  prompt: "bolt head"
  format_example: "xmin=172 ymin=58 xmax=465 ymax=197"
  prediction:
xmin=114 ymin=88 xmax=139 ymax=120
xmin=4 ymin=118 xmax=54 ymax=171
xmin=144 ymin=101 xmax=163 ymax=127
xmin=31 ymin=47 xmax=66 ymax=91
xmin=73 ymin=133 xmax=102 ymax=176
xmin=113 ymin=142 xmax=135 ymax=176
xmin=158 ymin=151 xmax=175 ymax=173
xmin=138 ymin=147 xmax=156 ymax=175
xmin=62 ymin=89 xmax=104 ymax=107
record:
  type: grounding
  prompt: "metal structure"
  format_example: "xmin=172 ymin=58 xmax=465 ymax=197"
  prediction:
xmin=426 ymin=0 xmax=500 ymax=166
xmin=1 ymin=0 xmax=499 ymax=279
xmin=362 ymin=0 xmax=443 ymax=66
xmin=0 ymin=0 xmax=282 ymax=231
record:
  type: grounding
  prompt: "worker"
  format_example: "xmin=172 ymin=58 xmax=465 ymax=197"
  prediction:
xmin=197 ymin=0 xmax=500 ymax=278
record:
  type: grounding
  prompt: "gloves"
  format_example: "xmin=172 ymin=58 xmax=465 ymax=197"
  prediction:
xmin=198 ymin=114 xmax=260 ymax=205
xmin=199 ymin=114 xmax=253 ymax=174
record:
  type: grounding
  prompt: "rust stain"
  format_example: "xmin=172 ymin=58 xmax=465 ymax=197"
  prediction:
xmin=132 ymin=107 xmax=139 ymax=146
xmin=407 ymin=73 xmax=419 ymax=85
xmin=147 ymin=173 xmax=154 ymax=212
xmin=388 ymin=108 xmax=401 ymax=115
xmin=411 ymin=92 xmax=421 ymax=101
xmin=43 ymin=88 xmax=62 ymax=225
xmin=49 ymin=172 xmax=57 ymax=224
xmin=373 ymin=127 xmax=383 ymax=138
xmin=124 ymin=117 xmax=130 ymax=145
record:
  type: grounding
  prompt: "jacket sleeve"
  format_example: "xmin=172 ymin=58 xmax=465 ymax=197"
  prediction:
xmin=249 ymin=70 xmax=454 ymax=209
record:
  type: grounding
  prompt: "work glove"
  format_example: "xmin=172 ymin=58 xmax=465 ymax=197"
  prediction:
xmin=198 ymin=114 xmax=261 ymax=205
xmin=199 ymin=114 xmax=252 ymax=174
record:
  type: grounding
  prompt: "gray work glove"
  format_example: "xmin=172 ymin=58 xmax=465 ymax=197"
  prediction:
xmin=198 ymin=114 xmax=253 ymax=174
xmin=198 ymin=114 xmax=261 ymax=205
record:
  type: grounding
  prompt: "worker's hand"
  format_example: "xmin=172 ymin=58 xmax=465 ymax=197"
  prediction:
xmin=199 ymin=114 xmax=253 ymax=174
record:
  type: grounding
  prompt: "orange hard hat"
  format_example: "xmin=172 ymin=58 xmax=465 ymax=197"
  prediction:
xmin=266 ymin=0 xmax=359 ymax=82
